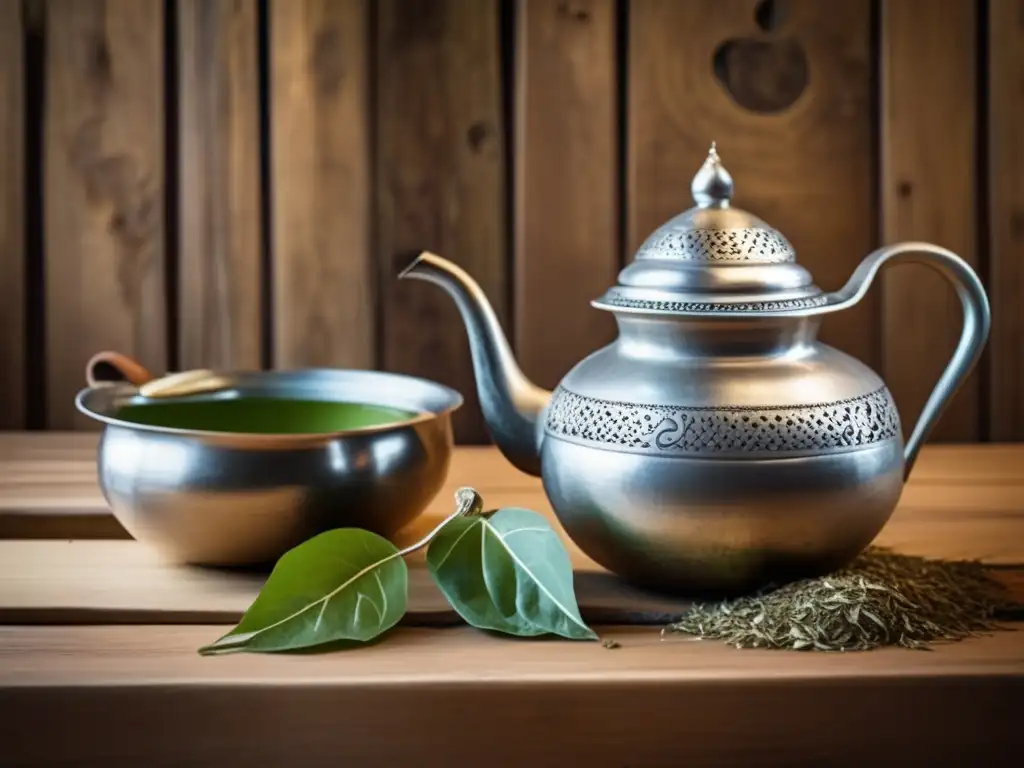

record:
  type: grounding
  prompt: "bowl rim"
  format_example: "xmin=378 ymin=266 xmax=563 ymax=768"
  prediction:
xmin=75 ymin=367 xmax=464 ymax=446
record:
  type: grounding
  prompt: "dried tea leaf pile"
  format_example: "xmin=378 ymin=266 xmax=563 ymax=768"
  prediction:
xmin=664 ymin=547 xmax=1015 ymax=651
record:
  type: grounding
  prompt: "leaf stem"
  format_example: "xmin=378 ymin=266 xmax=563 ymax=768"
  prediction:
xmin=397 ymin=487 xmax=484 ymax=558
xmin=198 ymin=489 xmax=485 ymax=656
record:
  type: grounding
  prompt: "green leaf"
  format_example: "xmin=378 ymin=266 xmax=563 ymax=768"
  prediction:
xmin=199 ymin=528 xmax=407 ymax=654
xmin=426 ymin=507 xmax=598 ymax=641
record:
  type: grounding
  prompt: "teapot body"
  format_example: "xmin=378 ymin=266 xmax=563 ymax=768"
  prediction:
xmin=400 ymin=145 xmax=990 ymax=596
xmin=540 ymin=315 xmax=905 ymax=594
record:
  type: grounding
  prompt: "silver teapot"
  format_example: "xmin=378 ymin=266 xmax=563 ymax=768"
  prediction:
xmin=400 ymin=145 xmax=990 ymax=595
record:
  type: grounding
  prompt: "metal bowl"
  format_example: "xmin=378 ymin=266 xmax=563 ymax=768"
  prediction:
xmin=76 ymin=359 xmax=462 ymax=566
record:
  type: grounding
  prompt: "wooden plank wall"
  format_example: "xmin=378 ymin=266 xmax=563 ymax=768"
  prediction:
xmin=630 ymin=0 xmax=877 ymax=370
xmin=988 ymin=0 xmax=1024 ymax=439
xmin=178 ymin=0 xmax=262 ymax=372
xmin=881 ymin=0 xmax=979 ymax=442
xmin=270 ymin=0 xmax=373 ymax=371
xmin=0 ymin=0 xmax=1021 ymax=444
xmin=0 ymin=0 xmax=24 ymax=428
xmin=44 ymin=0 xmax=166 ymax=430
xmin=377 ymin=0 xmax=507 ymax=442
xmin=515 ymin=0 xmax=618 ymax=391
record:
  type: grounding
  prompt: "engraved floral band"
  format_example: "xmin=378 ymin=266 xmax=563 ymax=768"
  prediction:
xmin=544 ymin=387 xmax=902 ymax=457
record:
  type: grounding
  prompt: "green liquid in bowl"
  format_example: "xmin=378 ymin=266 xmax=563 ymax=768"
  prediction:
xmin=115 ymin=398 xmax=420 ymax=434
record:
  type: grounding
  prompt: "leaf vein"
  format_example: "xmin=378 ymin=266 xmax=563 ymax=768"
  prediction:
xmin=210 ymin=549 xmax=400 ymax=648
xmin=431 ymin=519 xmax=481 ymax=571
xmin=374 ymin=571 xmax=388 ymax=619
xmin=313 ymin=596 xmax=330 ymax=632
xmin=356 ymin=591 xmax=384 ymax=624
xmin=498 ymin=527 xmax=552 ymax=540
xmin=482 ymin=521 xmax=592 ymax=636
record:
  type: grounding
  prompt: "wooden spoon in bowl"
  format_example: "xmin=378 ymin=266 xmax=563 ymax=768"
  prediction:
xmin=85 ymin=351 xmax=233 ymax=399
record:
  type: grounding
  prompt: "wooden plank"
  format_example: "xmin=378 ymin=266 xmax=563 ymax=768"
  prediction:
xmin=0 ymin=626 xmax=1020 ymax=766
xmin=988 ymin=0 xmax=1024 ymax=440
xmin=377 ymin=0 xmax=506 ymax=443
xmin=0 ymin=431 xmax=101 ymax=460
xmin=0 ymin=539 xmax=711 ymax=626
xmin=178 ymin=0 xmax=262 ymax=371
xmin=3 ymin=434 xmax=1024 ymax=539
xmin=628 ymin=0 xmax=877 ymax=368
xmin=44 ymin=0 xmax=166 ymax=429
xmin=0 ymin=432 xmax=115 ymax=539
xmin=2 ymin=621 xmax=1022 ymax=688
xmin=270 ymin=0 xmax=373 ymax=368
xmin=881 ymin=0 xmax=979 ymax=441
xmin=0 ymin=512 xmax=125 ymax=540
xmin=0 ymin=0 xmax=24 ymax=428
xmin=0 ymin=440 xmax=540 ymax=540
xmin=4 ymin=509 xmax=1024 ymax=629
xmin=514 ymin=0 xmax=618 ymax=390
xmin=4 ymin=472 xmax=1024 ymax=559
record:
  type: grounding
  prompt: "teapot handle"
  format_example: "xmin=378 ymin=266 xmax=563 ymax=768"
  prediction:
xmin=826 ymin=242 xmax=991 ymax=480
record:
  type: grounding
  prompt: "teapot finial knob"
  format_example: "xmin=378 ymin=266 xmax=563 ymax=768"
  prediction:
xmin=691 ymin=141 xmax=733 ymax=208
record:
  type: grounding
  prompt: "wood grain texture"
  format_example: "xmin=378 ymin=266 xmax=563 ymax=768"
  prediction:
xmin=0 ymin=626 xmax=1021 ymax=766
xmin=0 ymin=0 xmax=24 ymax=428
xmin=881 ymin=0 xmax=979 ymax=441
xmin=628 ymin=0 xmax=877 ymax=367
xmin=377 ymin=0 xmax=506 ymax=443
xmin=514 ymin=0 xmax=618 ymax=390
xmin=0 ymin=434 xmax=118 ymax=539
xmin=1 ymin=539 xmax=1020 ymax=627
xmin=988 ymin=0 xmax=1024 ymax=440
xmin=270 ymin=0 xmax=373 ymax=368
xmin=44 ymin=0 xmax=166 ymax=428
xmin=4 ymin=434 xmax=1024 ymax=542
xmin=1 ymin=435 xmax=1023 ymax=763
xmin=0 ymin=540 xmax=709 ymax=626
xmin=178 ymin=0 xmax=262 ymax=371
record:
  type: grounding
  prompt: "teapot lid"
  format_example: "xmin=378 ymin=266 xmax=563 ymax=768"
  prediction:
xmin=593 ymin=143 xmax=827 ymax=316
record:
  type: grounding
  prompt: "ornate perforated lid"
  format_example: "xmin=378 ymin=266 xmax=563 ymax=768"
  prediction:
xmin=593 ymin=143 xmax=827 ymax=315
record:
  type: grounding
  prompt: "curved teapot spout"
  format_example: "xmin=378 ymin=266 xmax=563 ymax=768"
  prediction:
xmin=399 ymin=252 xmax=550 ymax=476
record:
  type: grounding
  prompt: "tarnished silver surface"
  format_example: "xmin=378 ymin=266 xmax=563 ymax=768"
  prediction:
xmin=399 ymin=144 xmax=991 ymax=595
xmin=76 ymin=369 xmax=462 ymax=566
xmin=596 ymin=289 xmax=829 ymax=313
xmin=542 ymin=440 xmax=904 ymax=595
xmin=398 ymin=255 xmax=549 ymax=477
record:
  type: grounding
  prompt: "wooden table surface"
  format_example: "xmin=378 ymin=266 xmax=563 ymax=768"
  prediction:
xmin=1 ymin=433 xmax=1022 ymax=766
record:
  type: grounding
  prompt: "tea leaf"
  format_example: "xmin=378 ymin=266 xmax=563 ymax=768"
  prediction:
xmin=199 ymin=529 xmax=407 ymax=654
xmin=665 ymin=546 xmax=1015 ymax=652
xmin=427 ymin=507 xmax=598 ymax=641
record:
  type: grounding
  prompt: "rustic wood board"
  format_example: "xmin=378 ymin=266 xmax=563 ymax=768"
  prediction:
xmin=0 ymin=0 xmax=25 ymax=429
xmin=44 ymin=0 xmax=166 ymax=429
xmin=3 ymin=433 xmax=1023 ymax=482
xmin=2 ymin=470 xmax=1023 ymax=624
xmin=1 ymin=442 xmax=1023 ymax=765
xmin=178 ymin=0 xmax=262 ymax=371
xmin=0 ymin=538 xmax=1019 ymax=626
xmin=0 ymin=540 xmax=699 ymax=626
xmin=0 ymin=624 xmax=1021 ymax=766
xmin=987 ymin=0 xmax=1024 ymax=441
xmin=628 ymin=0 xmax=877 ymax=370
xmin=376 ymin=0 xmax=506 ymax=444
xmin=270 ymin=0 xmax=374 ymax=369
xmin=4 ymin=437 xmax=1024 ymax=556
xmin=3 ymin=484 xmax=1024 ymax=563
xmin=881 ymin=0 xmax=979 ymax=442
xmin=514 ymin=0 xmax=618 ymax=390
xmin=4 ymin=623 xmax=1022 ymax=686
